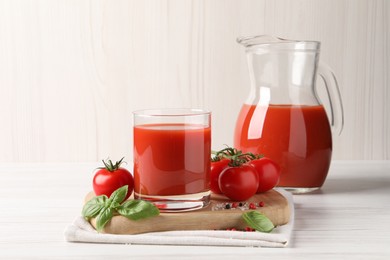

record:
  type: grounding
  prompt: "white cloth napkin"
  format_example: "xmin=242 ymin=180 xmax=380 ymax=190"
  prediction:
xmin=64 ymin=189 xmax=294 ymax=248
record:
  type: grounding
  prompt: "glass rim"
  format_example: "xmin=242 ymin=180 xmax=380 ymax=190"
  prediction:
xmin=237 ymin=35 xmax=320 ymax=51
xmin=133 ymin=108 xmax=211 ymax=117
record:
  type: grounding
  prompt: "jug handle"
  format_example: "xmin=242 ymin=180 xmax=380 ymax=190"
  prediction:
xmin=317 ymin=63 xmax=344 ymax=135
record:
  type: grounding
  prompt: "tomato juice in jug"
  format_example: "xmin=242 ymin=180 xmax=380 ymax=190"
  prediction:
xmin=234 ymin=104 xmax=332 ymax=189
xmin=234 ymin=35 xmax=343 ymax=193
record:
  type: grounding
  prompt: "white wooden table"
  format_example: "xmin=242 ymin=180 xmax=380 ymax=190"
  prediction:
xmin=0 ymin=161 xmax=389 ymax=259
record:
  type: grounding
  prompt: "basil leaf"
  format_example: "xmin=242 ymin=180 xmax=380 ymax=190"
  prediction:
xmin=82 ymin=195 xmax=108 ymax=219
xmin=108 ymin=185 xmax=128 ymax=206
xmin=117 ymin=200 xmax=160 ymax=220
xmin=95 ymin=206 xmax=114 ymax=232
xmin=242 ymin=211 xmax=275 ymax=233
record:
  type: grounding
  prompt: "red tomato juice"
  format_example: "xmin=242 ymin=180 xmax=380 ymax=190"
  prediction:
xmin=134 ymin=124 xmax=211 ymax=196
xmin=234 ymin=104 xmax=332 ymax=188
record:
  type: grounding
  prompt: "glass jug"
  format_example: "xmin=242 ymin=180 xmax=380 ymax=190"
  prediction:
xmin=234 ymin=35 xmax=344 ymax=193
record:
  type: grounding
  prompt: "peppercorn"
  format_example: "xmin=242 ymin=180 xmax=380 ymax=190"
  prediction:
xmin=249 ymin=202 xmax=256 ymax=209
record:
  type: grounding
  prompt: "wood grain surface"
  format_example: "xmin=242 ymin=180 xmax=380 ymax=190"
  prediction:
xmin=85 ymin=190 xmax=290 ymax=234
xmin=1 ymin=161 xmax=390 ymax=258
xmin=0 ymin=0 xmax=388 ymax=162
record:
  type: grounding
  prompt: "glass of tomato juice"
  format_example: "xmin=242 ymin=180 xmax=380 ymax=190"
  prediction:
xmin=133 ymin=108 xmax=211 ymax=212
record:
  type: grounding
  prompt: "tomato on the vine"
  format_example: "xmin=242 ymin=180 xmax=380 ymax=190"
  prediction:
xmin=218 ymin=164 xmax=259 ymax=201
xmin=248 ymin=157 xmax=280 ymax=193
xmin=93 ymin=157 xmax=134 ymax=202
xmin=210 ymin=159 xmax=230 ymax=194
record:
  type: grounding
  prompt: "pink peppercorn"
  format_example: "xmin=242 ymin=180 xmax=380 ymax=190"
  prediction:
xmin=226 ymin=227 xmax=237 ymax=231
xmin=259 ymin=201 xmax=265 ymax=207
xmin=244 ymin=227 xmax=256 ymax=232
xmin=249 ymin=202 xmax=256 ymax=209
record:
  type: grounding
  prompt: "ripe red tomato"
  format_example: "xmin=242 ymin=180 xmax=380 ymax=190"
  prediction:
xmin=210 ymin=159 xmax=230 ymax=194
xmin=218 ymin=164 xmax=259 ymax=201
xmin=93 ymin=158 xmax=134 ymax=201
xmin=248 ymin=157 xmax=280 ymax=193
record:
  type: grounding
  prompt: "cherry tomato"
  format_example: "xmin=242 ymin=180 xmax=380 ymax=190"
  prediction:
xmin=93 ymin=158 xmax=134 ymax=201
xmin=248 ymin=157 xmax=280 ymax=193
xmin=210 ymin=159 xmax=230 ymax=194
xmin=218 ymin=164 xmax=259 ymax=201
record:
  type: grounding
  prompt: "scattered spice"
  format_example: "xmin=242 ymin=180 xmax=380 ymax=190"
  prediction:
xmin=211 ymin=200 xmax=268 ymax=211
xmin=226 ymin=227 xmax=256 ymax=232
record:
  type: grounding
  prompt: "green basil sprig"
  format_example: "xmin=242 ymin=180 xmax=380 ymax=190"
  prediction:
xmin=82 ymin=185 xmax=160 ymax=232
xmin=242 ymin=211 xmax=275 ymax=233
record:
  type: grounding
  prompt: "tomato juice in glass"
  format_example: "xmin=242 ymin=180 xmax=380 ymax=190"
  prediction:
xmin=234 ymin=104 xmax=332 ymax=191
xmin=133 ymin=109 xmax=211 ymax=211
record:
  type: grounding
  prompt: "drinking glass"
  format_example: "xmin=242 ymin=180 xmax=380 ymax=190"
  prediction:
xmin=133 ymin=108 xmax=211 ymax=211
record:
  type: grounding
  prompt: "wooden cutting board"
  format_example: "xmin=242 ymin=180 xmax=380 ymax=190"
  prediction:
xmin=84 ymin=190 xmax=290 ymax=235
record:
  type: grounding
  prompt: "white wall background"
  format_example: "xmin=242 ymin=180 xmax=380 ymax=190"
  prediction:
xmin=0 ymin=0 xmax=388 ymax=162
